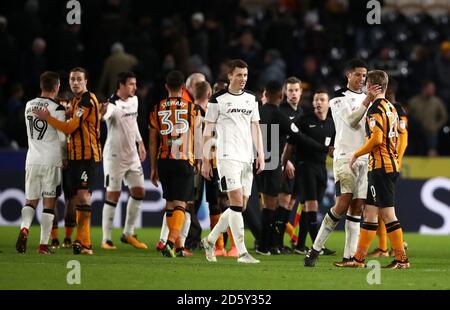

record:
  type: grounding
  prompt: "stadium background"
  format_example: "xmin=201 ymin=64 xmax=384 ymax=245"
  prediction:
xmin=0 ymin=0 xmax=449 ymax=234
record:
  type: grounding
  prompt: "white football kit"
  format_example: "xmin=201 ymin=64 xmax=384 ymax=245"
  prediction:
xmin=205 ymin=89 xmax=260 ymax=197
xmin=103 ymin=95 xmax=144 ymax=192
xmin=329 ymin=87 xmax=368 ymax=199
xmin=25 ymin=97 xmax=66 ymax=199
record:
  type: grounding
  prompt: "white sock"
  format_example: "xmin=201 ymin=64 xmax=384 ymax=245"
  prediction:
xmin=228 ymin=209 xmax=247 ymax=256
xmin=159 ymin=213 xmax=169 ymax=243
xmin=179 ymin=212 xmax=191 ymax=247
xmin=344 ymin=214 xmax=361 ymax=259
xmin=207 ymin=208 xmax=231 ymax=244
xmin=102 ymin=202 xmax=117 ymax=242
xmin=20 ymin=205 xmax=35 ymax=230
xmin=312 ymin=208 xmax=341 ymax=252
xmin=123 ymin=197 xmax=141 ymax=236
xmin=40 ymin=210 xmax=54 ymax=245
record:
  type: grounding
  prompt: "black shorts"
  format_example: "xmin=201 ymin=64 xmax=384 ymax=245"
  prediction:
xmin=280 ymin=177 xmax=295 ymax=195
xmin=258 ymin=165 xmax=283 ymax=197
xmin=205 ymin=168 xmax=220 ymax=205
xmin=67 ymin=159 xmax=97 ymax=194
xmin=158 ymin=159 xmax=194 ymax=202
xmin=62 ymin=166 xmax=73 ymax=199
xmin=366 ymin=169 xmax=399 ymax=208
xmin=295 ymin=162 xmax=327 ymax=203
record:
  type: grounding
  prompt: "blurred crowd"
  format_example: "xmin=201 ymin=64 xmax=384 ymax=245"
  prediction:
xmin=0 ymin=0 xmax=449 ymax=155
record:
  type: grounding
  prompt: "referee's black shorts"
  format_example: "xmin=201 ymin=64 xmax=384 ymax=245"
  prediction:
xmin=295 ymin=161 xmax=327 ymax=203
xmin=258 ymin=164 xmax=283 ymax=197
xmin=158 ymin=158 xmax=194 ymax=202
xmin=366 ymin=169 xmax=399 ymax=208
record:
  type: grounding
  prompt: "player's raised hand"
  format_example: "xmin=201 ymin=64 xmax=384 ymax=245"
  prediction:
xmin=366 ymin=84 xmax=382 ymax=102
xmin=32 ymin=106 xmax=50 ymax=121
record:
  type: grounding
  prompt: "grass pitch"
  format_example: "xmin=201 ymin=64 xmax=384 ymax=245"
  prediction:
xmin=0 ymin=226 xmax=449 ymax=290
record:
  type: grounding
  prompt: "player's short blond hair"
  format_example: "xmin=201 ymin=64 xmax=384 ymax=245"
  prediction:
xmin=367 ymin=70 xmax=389 ymax=91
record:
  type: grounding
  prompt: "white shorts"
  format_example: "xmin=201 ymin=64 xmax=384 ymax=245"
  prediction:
xmin=104 ymin=160 xmax=145 ymax=192
xmin=216 ymin=159 xmax=253 ymax=197
xmin=333 ymin=158 xmax=368 ymax=199
xmin=25 ymin=165 xmax=62 ymax=200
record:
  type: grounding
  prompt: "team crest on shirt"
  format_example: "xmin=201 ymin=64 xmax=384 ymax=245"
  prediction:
xmin=400 ymin=120 xmax=406 ymax=129
xmin=369 ymin=117 xmax=376 ymax=128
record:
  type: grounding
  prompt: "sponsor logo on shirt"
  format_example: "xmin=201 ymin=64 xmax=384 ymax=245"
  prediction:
xmin=226 ymin=108 xmax=252 ymax=115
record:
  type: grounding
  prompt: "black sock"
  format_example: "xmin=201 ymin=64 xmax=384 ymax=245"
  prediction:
xmin=274 ymin=207 xmax=290 ymax=248
xmin=307 ymin=211 xmax=319 ymax=243
xmin=297 ymin=211 xmax=308 ymax=248
xmin=260 ymin=208 xmax=275 ymax=251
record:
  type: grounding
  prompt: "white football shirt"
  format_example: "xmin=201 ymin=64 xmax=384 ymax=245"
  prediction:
xmin=205 ymin=89 xmax=260 ymax=163
xmin=329 ymin=87 xmax=369 ymax=161
xmin=25 ymin=97 xmax=66 ymax=167
xmin=103 ymin=94 xmax=142 ymax=165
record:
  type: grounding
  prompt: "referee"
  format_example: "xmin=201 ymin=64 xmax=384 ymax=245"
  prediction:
xmin=283 ymin=89 xmax=336 ymax=255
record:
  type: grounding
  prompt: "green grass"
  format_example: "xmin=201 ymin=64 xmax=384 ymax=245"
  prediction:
xmin=0 ymin=226 xmax=449 ymax=290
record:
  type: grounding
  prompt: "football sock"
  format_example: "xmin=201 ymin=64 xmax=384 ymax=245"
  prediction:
xmin=168 ymin=206 xmax=185 ymax=243
xmin=386 ymin=220 xmax=408 ymax=261
xmin=51 ymin=227 xmax=59 ymax=240
xmin=159 ymin=212 xmax=170 ymax=243
xmin=102 ymin=200 xmax=117 ymax=242
xmin=65 ymin=224 xmax=75 ymax=239
xmin=179 ymin=211 xmax=191 ymax=247
xmin=344 ymin=213 xmax=361 ymax=259
xmin=354 ymin=221 xmax=378 ymax=261
xmin=260 ymin=208 xmax=275 ymax=250
xmin=123 ymin=196 xmax=142 ymax=236
xmin=307 ymin=211 xmax=319 ymax=243
xmin=274 ymin=206 xmax=290 ymax=247
xmin=228 ymin=206 xmax=247 ymax=255
xmin=20 ymin=205 xmax=35 ymax=230
xmin=210 ymin=213 xmax=224 ymax=249
xmin=377 ymin=217 xmax=388 ymax=251
xmin=312 ymin=208 xmax=341 ymax=252
xmin=40 ymin=209 xmax=55 ymax=245
xmin=297 ymin=212 xmax=308 ymax=248
xmin=76 ymin=205 xmax=91 ymax=247
xmin=208 ymin=208 xmax=231 ymax=244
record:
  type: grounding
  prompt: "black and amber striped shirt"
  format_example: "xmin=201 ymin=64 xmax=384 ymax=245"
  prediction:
xmin=48 ymin=91 xmax=102 ymax=162
xmin=355 ymin=98 xmax=399 ymax=173
xmin=149 ymin=97 xmax=200 ymax=165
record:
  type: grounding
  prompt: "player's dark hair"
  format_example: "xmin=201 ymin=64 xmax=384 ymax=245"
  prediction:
xmin=314 ymin=87 xmax=329 ymax=96
xmin=70 ymin=67 xmax=88 ymax=79
xmin=345 ymin=59 xmax=367 ymax=71
xmin=265 ymin=80 xmax=282 ymax=97
xmin=117 ymin=71 xmax=136 ymax=89
xmin=165 ymin=70 xmax=185 ymax=91
xmin=228 ymin=59 xmax=248 ymax=75
xmin=40 ymin=71 xmax=60 ymax=92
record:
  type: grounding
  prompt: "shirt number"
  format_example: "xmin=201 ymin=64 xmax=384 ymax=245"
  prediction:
xmin=158 ymin=110 xmax=189 ymax=135
xmin=27 ymin=115 xmax=48 ymax=140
